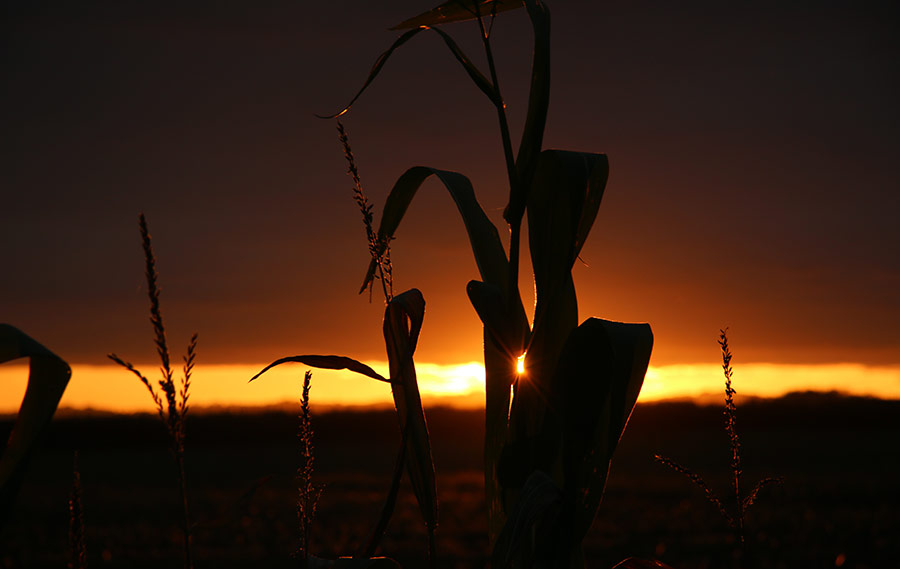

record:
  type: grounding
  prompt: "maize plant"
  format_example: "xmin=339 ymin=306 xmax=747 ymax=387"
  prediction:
xmin=252 ymin=122 xmax=439 ymax=566
xmin=0 ymin=324 xmax=72 ymax=525
xmin=325 ymin=1 xmax=654 ymax=566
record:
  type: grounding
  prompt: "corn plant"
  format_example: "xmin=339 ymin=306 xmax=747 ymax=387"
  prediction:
xmin=322 ymin=1 xmax=654 ymax=566
xmin=251 ymin=125 xmax=436 ymax=567
xmin=0 ymin=324 xmax=72 ymax=525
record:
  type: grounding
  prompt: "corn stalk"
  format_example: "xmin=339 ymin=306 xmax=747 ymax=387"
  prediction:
xmin=325 ymin=1 xmax=654 ymax=565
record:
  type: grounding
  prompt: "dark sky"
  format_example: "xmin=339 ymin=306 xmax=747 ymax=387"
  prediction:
xmin=3 ymin=0 xmax=898 ymax=369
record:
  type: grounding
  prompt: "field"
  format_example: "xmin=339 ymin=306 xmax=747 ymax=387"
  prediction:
xmin=2 ymin=392 xmax=897 ymax=568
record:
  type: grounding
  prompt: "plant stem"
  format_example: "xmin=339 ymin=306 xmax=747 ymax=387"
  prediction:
xmin=362 ymin=423 xmax=409 ymax=558
xmin=475 ymin=6 xmax=525 ymax=315
xmin=175 ymin=449 xmax=193 ymax=569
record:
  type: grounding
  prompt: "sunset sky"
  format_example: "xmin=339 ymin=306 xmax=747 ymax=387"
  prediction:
xmin=3 ymin=1 xmax=899 ymax=411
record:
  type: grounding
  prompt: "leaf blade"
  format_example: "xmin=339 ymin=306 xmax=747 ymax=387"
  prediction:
xmin=510 ymin=0 xmax=551 ymax=219
xmin=250 ymin=355 xmax=388 ymax=383
xmin=0 ymin=324 xmax=72 ymax=521
xmin=382 ymin=289 xmax=438 ymax=534
xmin=550 ymin=317 xmax=652 ymax=538
xmin=361 ymin=166 xmax=510 ymax=295
xmin=317 ymin=27 xmax=426 ymax=119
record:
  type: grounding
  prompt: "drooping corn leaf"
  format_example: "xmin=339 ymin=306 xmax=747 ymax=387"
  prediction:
xmin=0 ymin=324 xmax=72 ymax=522
xmin=466 ymin=280 xmax=526 ymax=360
xmin=250 ymin=355 xmax=388 ymax=383
xmin=528 ymin=150 xmax=608 ymax=303
xmin=361 ymin=167 xmax=510 ymax=296
xmin=392 ymin=0 xmax=526 ymax=30
xmin=317 ymin=27 xmax=425 ymax=119
xmin=508 ymin=0 xmax=550 ymax=223
xmin=427 ymin=26 xmax=500 ymax=106
xmin=550 ymin=318 xmax=652 ymax=539
xmin=510 ymin=150 xmax=607 ymax=442
xmin=514 ymin=150 xmax=609 ymax=439
xmin=319 ymin=24 xmax=498 ymax=119
xmin=382 ymin=289 xmax=438 ymax=535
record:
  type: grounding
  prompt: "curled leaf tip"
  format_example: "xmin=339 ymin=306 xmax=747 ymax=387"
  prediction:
xmin=315 ymin=107 xmax=351 ymax=120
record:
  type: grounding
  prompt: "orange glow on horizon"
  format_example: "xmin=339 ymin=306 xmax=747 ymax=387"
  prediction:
xmin=1 ymin=361 xmax=899 ymax=415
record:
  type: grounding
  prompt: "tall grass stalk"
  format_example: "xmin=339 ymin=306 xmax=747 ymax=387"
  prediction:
xmin=337 ymin=120 xmax=393 ymax=303
xmin=108 ymin=213 xmax=196 ymax=569
xmin=297 ymin=370 xmax=322 ymax=567
xmin=655 ymin=328 xmax=782 ymax=554
xmin=67 ymin=451 xmax=87 ymax=569
xmin=719 ymin=329 xmax=744 ymax=541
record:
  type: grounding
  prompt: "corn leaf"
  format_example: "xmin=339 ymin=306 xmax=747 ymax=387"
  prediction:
xmin=510 ymin=0 xmax=550 ymax=220
xmin=392 ymin=0 xmax=526 ymax=30
xmin=551 ymin=318 xmax=652 ymax=539
xmin=250 ymin=355 xmax=388 ymax=383
xmin=318 ymin=27 xmax=426 ymax=119
xmin=528 ymin=150 xmax=608 ymax=298
xmin=513 ymin=151 xmax=606 ymax=442
xmin=467 ymin=280 xmax=530 ymax=542
xmin=383 ymin=289 xmax=438 ymax=533
xmin=466 ymin=280 xmax=526 ymax=360
xmin=521 ymin=149 xmax=609 ymax=403
xmin=319 ymin=23 xmax=499 ymax=119
xmin=0 ymin=324 xmax=72 ymax=522
xmin=360 ymin=167 xmax=510 ymax=296
xmin=427 ymin=26 xmax=500 ymax=106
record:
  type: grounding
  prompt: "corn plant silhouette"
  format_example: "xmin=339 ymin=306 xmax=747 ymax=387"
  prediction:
xmin=320 ymin=1 xmax=654 ymax=566
xmin=251 ymin=124 xmax=436 ymax=567
xmin=108 ymin=213 xmax=197 ymax=569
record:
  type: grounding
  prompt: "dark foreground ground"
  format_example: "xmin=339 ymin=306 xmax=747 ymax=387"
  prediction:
xmin=2 ymin=392 xmax=898 ymax=568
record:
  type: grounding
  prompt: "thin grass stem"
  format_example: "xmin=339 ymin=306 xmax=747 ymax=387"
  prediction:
xmin=67 ymin=451 xmax=87 ymax=569
xmin=109 ymin=214 xmax=195 ymax=569
xmin=362 ymin=422 xmax=409 ymax=558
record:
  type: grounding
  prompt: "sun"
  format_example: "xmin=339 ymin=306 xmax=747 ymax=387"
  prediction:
xmin=516 ymin=353 xmax=526 ymax=376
